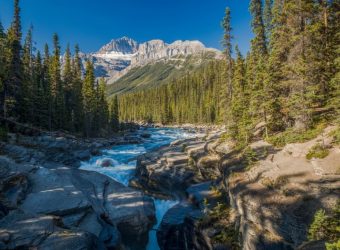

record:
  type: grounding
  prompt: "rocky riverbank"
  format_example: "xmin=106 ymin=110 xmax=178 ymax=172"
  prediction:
xmin=0 ymin=131 xmax=156 ymax=249
xmin=1 ymin=125 xmax=339 ymax=250
xmin=130 ymin=126 xmax=340 ymax=250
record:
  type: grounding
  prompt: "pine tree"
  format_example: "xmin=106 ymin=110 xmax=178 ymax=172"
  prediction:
xmin=249 ymin=0 xmax=269 ymax=137
xmin=82 ymin=61 xmax=96 ymax=137
xmin=264 ymin=0 xmax=273 ymax=45
xmin=43 ymin=44 xmax=52 ymax=130
xmin=50 ymin=33 xmax=64 ymax=129
xmin=63 ymin=44 xmax=73 ymax=131
xmin=230 ymin=46 xmax=249 ymax=143
xmin=250 ymin=0 xmax=267 ymax=55
xmin=220 ymin=7 xmax=233 ymax=123
xmin=33 ymin=51 xmax=45 ymax=126
xmin=95 ymin=78 xmax=109 ymax=133
xmin=22 ymin=26 xmax=34 ymax=122
xmin=0 ymin=21 xmax=6 ymax=116
xmin=328 ymin=0 xmax=340 ymax=119
xmin=263 ymin=0 xmax=287 ymax=133
xmin=71 ymin=44 xmax=84 ymax=132
xmin=3 ymin=0 xmax=23 ymax=119
xmin=109 ymin=95 xmax=119 ymax=132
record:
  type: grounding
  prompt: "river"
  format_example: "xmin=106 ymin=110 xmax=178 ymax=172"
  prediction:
xmin=80 ymin=127 xmax=196 ymax=250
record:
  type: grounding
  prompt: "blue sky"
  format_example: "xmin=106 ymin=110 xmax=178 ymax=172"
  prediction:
xmin=0 ymin=0 xmax=253 ymax=55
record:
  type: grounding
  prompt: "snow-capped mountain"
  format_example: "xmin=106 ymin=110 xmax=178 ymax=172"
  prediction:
xmin=80 ymin=37 xmax=221 ymax=83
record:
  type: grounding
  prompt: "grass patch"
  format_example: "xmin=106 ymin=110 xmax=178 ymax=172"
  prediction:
xmin=328 ymin=126 xmax=340 ymax=145
xmin=244 ymin=147 xmax=258 ymax=169
xmin=267 ymin=123 xmax=326 ymax=147
xmin=261 ymin=176 xmax=288 ymax=190
xmin=306 ymin=144 xmax=330 ymax=160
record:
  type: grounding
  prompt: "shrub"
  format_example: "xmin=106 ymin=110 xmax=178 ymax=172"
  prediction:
xmin=308 ymin=209 xmax=328 ymax=240
xmin=0 ymin=126 xmax=8 ymax=141
xmin=267 ymin=123 xmax=326 ymax=147
xmin=326 ymin=240 xmax=340 ymax=250
xmin=306 ymin=144 xmax=330 ymax=160
xmin=261 ymin=176 xmax=288 ymax=190
xmin=244 ymin=147 xmax=258 ymax=168
xmin=328 ymin=126 xmax=340 ymax=145
xmin=308 ymin=202 xmax=340 ymax=242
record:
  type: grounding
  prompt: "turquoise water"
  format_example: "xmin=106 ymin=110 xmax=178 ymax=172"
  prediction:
xmin=80 ymin=128 xmax=195 ymax=249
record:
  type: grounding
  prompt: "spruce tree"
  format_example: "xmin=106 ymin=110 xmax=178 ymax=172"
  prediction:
xmin=43 ymin=44 xmax=52 ymax=130
xmin=97 ymin=78 xmax=109 ymax=132
xmin=82 ymin=61 xmax=96 ymax=137
xmin=50 ymin=33 xmax=64 ymax=129
xmin=4 ymin=0 xmax=23 ymax=119
xmin=250 ymin=0 xmax=267 ymax=55
xmin=22 ymin=26 xmax=34 ymax=122
xmin=249 ymin=0 xmax=269 ymax=137
xmin=63 ymin=44 xmax=73 ymax=131
xmin=0 ymin=21 xmax=6 ymax=116
xmin=220 ymin=7 xmax=233 ymax=123
xmin=110 ymin=95 xmax=119 ymax=132
xmin=263 ymin=0 xmax=287 ymax=133
xmin=328 ymin=0 xmax=340 ymax=119
xmin=71 ymin=44 xmax=84 ymax=132
xmin=264 ymin=0 xmax=273 ymax=45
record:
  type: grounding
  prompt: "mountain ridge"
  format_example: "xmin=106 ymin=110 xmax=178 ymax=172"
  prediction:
xmin=79 ymin=37 xmax=222 ymax=86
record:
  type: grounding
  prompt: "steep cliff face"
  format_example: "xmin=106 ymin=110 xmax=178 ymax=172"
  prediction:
xmin=226 ymin=127 xmax=340 ymax=249
xmin=131 ymin=126 xmax=340 ymax=250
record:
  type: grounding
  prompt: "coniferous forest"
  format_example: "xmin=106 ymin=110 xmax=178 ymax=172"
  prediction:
xmin=0 ymin=1 xmax=339 ymax=249
xmin=119 ymin=0 xmax=340 ymax=145
xmin=0 ymin=0 xmax=339 ymax=142
xmin=0 ymin=0 xmax=119 ymax=137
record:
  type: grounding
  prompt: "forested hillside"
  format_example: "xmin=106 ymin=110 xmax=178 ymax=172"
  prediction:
xmin=0 ymin=0 xmax=119 ymax=137
xmin=119 ymin=0 xmax=340 ymax=145
xmin=107 ymin=51 xmax=219 ymax=95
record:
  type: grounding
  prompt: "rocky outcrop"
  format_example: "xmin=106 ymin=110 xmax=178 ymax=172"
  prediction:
xmin=130 ymin=130 xmax=229 ymax=199
xmin=130 ymin=137 xmax=208 ymax=199
xmin=1 ymin=132 xmax=144 ymax=168
xmin=0 ymin=210 xmax=102 ymax=250
xmin=0 ymin=133 xmax=156 ymax=249
xmin=228 ymin=127 xmax=340 ymax=250
xmin=133 ymin=126 xmax=339 ymax=250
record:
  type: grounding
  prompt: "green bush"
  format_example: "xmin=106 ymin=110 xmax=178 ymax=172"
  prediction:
xmin=0 ymin=126 xmax=8 ymax=141
xmin=306 ymin=144 xmax=330 ymax=160
xmin=329 ymin=126 xmax=340 ymax=145
xmin=326 ymin=240 xmax=340 ymax=250
xmin=308 ymin=202 xmax=340 ymax=242
xmin=267 ymin=123 xmax=326 ymax=147
xmin=244 ymin=147 xmax=258 ymax=168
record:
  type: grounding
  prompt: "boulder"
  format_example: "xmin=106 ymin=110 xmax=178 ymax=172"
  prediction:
xmin=140 ymin=133 xmax=151 ymax=139
xmin=0 ymin=210 xmax=102 ymax=250
xmin=157 ymin=202 xmax=210 ymax=250
xmin=99 ymin=158 xmax=116 ymax=168
xmin=71 ymin=170 xmax=156 ymax=249
xmin=20 ymin=167 xmax=91 ymax=216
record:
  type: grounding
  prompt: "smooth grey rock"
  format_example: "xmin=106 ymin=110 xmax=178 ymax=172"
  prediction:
xmin=0 ymin=210 xmax=57 ymax=249
xmin=71 ymin=170 xmax=156 ymax=248
xmin=20 ymin=168 xmax=91 ymax=216
xmin=38 ymin=230 xmax=102 ymax=250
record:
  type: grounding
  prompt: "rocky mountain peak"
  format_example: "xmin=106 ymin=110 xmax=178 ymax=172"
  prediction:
xmin=80 ymin=37 xmax=221 ymax=82
xmin=97 ymin=36 xmax=139 ymax=54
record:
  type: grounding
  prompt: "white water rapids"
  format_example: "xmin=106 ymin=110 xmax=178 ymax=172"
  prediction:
xmin=80 ymin=128 xmax=196 ymax=249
